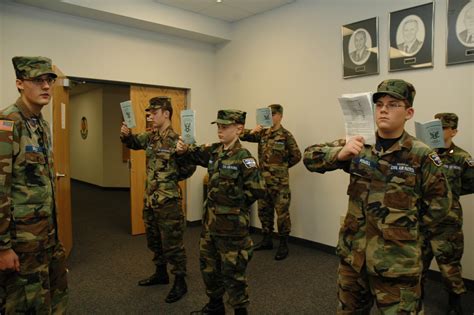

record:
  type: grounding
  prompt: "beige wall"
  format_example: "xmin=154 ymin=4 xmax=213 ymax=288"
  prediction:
xmin=102 ymin=85 xmax=130 ymax=188
xmin=69 ymin=85 xmax=130 ymax=188
xmin=215 ymin=0 xmax=474 ymax=279
xmin=70 ymin=88 xmax=104 ymax=185
xmin=0 ymin=1 xmax=218 ymax=221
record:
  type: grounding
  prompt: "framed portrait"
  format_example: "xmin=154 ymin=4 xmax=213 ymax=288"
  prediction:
xmin=342 ymin=17 xmax=379 ymax=78
xmin=446 ymin=0 xmax=474 ymax=65
xmin=389 ymin=2 xmax=435 ymax=71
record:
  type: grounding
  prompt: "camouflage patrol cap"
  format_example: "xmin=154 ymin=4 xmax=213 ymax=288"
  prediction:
xmin=12 ymin=56 xmax=57 ymax=79
xmin=211 ymin=109 xmax=246 ymax=125
xmin=268 ymin=104 xmax=283 ymax=114
xmin=372 ymin=79 xmax=416 ymax=106
xmin=146 ymin=96 xmax=172 ymax=112
xmin=435 ymin=112 xmax=458 ymax=129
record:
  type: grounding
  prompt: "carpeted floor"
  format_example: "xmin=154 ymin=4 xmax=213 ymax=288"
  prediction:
xmin=67 ymin=180 xmax=474 ymax=314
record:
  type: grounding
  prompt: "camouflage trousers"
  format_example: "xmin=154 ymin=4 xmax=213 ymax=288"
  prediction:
xmin=143 ymin=198 xmax=187 ymax=276
xmin=337 ymin=260 xmax=423 ymax=315
xmin=0 ymin=242 xmax=68 ymax=315
xmin=258 ymin=181 xmax=291 ymax=236
xmin=421 ymin=211 xmax=466 ymax=295
xmin=199 ymin=232 xmax=253 ymax=309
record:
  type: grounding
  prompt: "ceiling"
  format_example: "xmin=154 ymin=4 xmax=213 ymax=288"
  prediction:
xmin=10 ymin=0 xmax=296 ymax=43
xmin=153 ymin=0 xmax=295 ymax=22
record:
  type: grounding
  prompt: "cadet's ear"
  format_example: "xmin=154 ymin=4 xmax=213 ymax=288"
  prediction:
xmin=16 ymin=79 xmax=24 ymax=94
xmin=236 ymin=124 xmax=244 ymax=135
xmin=405 ymin=106 xmax=414 ymax=121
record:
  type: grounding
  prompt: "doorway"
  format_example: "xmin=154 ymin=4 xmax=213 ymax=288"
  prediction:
xmin=67 ymin=77 xmax=189 ymax=241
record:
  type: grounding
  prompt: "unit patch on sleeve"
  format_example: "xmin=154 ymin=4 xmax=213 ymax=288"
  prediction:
xmin=243 ymin=158 xmax=257 ymax=168
xmin=428 ymin=152 xmax=442 ymax=167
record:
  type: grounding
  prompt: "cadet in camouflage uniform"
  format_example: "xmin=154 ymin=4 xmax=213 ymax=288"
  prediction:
xmin=177 ymin=110 xmax=265 ymax=315
xmin=240 ymin=104 xmax=301 ymax=260
xmin=0 ymin=56 xmax=68 ymax=314
xmin=303 ymin=79 xmax=451 ymax=314
xmin=120 ymin=97 xmax=195 ymax=303
xmin=421 ymin=113 xmax=474 ymax=315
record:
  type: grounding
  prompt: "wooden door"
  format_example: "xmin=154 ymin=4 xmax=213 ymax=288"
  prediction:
xmin=52 ymin=66 xmax=73 ymax=256
xmin=129 ymin=86 xmax=187 ymax=235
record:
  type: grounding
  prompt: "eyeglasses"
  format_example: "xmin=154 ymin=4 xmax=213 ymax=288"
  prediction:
xmin=22 ymin=77 xmax=56 ymax=86
xmin=374 ymin=101 xmax=407 ymax=111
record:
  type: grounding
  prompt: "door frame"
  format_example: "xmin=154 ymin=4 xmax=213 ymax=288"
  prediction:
xmin=66 ymin=76 xmax=190 ymax=235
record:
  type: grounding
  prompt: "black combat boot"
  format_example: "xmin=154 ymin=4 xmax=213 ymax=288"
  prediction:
xmin=253 ymin=233 xmax=273 ymax=251
xmin=274 ymin=236 xmax=289 ymax=261
xmin=138 ymin=264 xmax=169 ymax=286
xmin=446 ymin=292 xmax=463 ymax=315
xmin=165 ymin=275 xmax=187 ymax=303
xmin=190 ymin=297 xmax=225 ymax=315
xmin=234 ymin=307 xmax=248 ymax=315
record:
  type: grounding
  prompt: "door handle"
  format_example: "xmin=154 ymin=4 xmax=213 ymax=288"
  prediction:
xmin=56 ymin=172 xmax=66 ymax=178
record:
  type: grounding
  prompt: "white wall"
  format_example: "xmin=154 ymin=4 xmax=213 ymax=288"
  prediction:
xmin=216 ymin=0 xmax=474 ymax=279
xmin=102 ymin=85 xmax=130 ymax=188
xmin=70 ymin=88 xmax=104 ymax=185
xmin=0 ymin=1 xmax=218 ymax=222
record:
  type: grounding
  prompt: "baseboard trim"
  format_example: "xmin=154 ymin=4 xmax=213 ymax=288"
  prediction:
xmin=71 ymin=178 xmax=130 ymax=191
xmin=248 ymin=226 xmax=474 ymax=291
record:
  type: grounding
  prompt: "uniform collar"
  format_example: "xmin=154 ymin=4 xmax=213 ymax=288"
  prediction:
xmin=15 ymin=98 xmax=44 ymax=132
xmin=372 ymin=131 xmax=413 ymax=155
xmin=155 ymin=125 xmax=173 ymax=139
xmin=15 ymin=97 xmax=43 ymax=121
xmin=215 ymin=139 xmax=242 ymax=156
xmin=265 ymin=124 xmax=283 ymax=136
xmin=438 ymin=142 xmax=456 ymax=155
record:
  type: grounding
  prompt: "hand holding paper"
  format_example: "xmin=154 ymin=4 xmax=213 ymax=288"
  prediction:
xmin=256 ymin=107 xmax=272 ymax=127
xmin=120 ymin=100 xmax=136 ymax=129
xmin=338 ymin=92 xmax=376 ymax=145
xmin=180 ymin=109 xmax=196 ymax=144
xmin=121 ymin=122 xmax=131 ymax=137
xmin=337 ymin=135 xmax=365 ymax=161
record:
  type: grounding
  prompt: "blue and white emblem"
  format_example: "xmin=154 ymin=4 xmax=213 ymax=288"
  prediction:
xmin=242 ymin=158 xmax=257 ymax=168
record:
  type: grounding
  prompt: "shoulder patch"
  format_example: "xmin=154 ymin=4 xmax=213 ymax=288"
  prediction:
xmin=428 ymin=152 xmax=442 ymax=167
xmin=242 ymin=158 xmax=257 ymax=168
xmin=0 ymin=120 xmax=14 ymax=132
xmin=466 ymin=158 xmax=474 ymax=167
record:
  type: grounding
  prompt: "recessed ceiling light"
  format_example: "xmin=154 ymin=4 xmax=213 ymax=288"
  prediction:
xmin=216 ymin=0 xmax=222 ymax=3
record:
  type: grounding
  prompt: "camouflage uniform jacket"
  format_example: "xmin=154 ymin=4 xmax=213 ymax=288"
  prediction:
xmin=438 ymin=143 xmax=474 ymax=201
xmin=240 ymin=125 xmax=301 ymax=182
xmin=179 ymin=140 xmax=266 ymax=237
xmin=0 ymin=98 xmax=57 ymax=253
xmin=121 ymin=126 xmax=196 ymax=208
xmin=303 ymin=132 xmax=451 ymax=278
xmin=435 ymin=143 xmax=474 ymax=227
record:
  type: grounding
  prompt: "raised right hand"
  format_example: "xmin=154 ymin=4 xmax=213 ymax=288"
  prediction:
xmin=250 ymin=125 xmax=263 ymax=134
xmin=337 ymin=136 xmax=365 ymax=161
xmin=120 ymin=122 xmax=131 ymax=137
xmin=176 ymin=137 xmax=188 ymax=155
